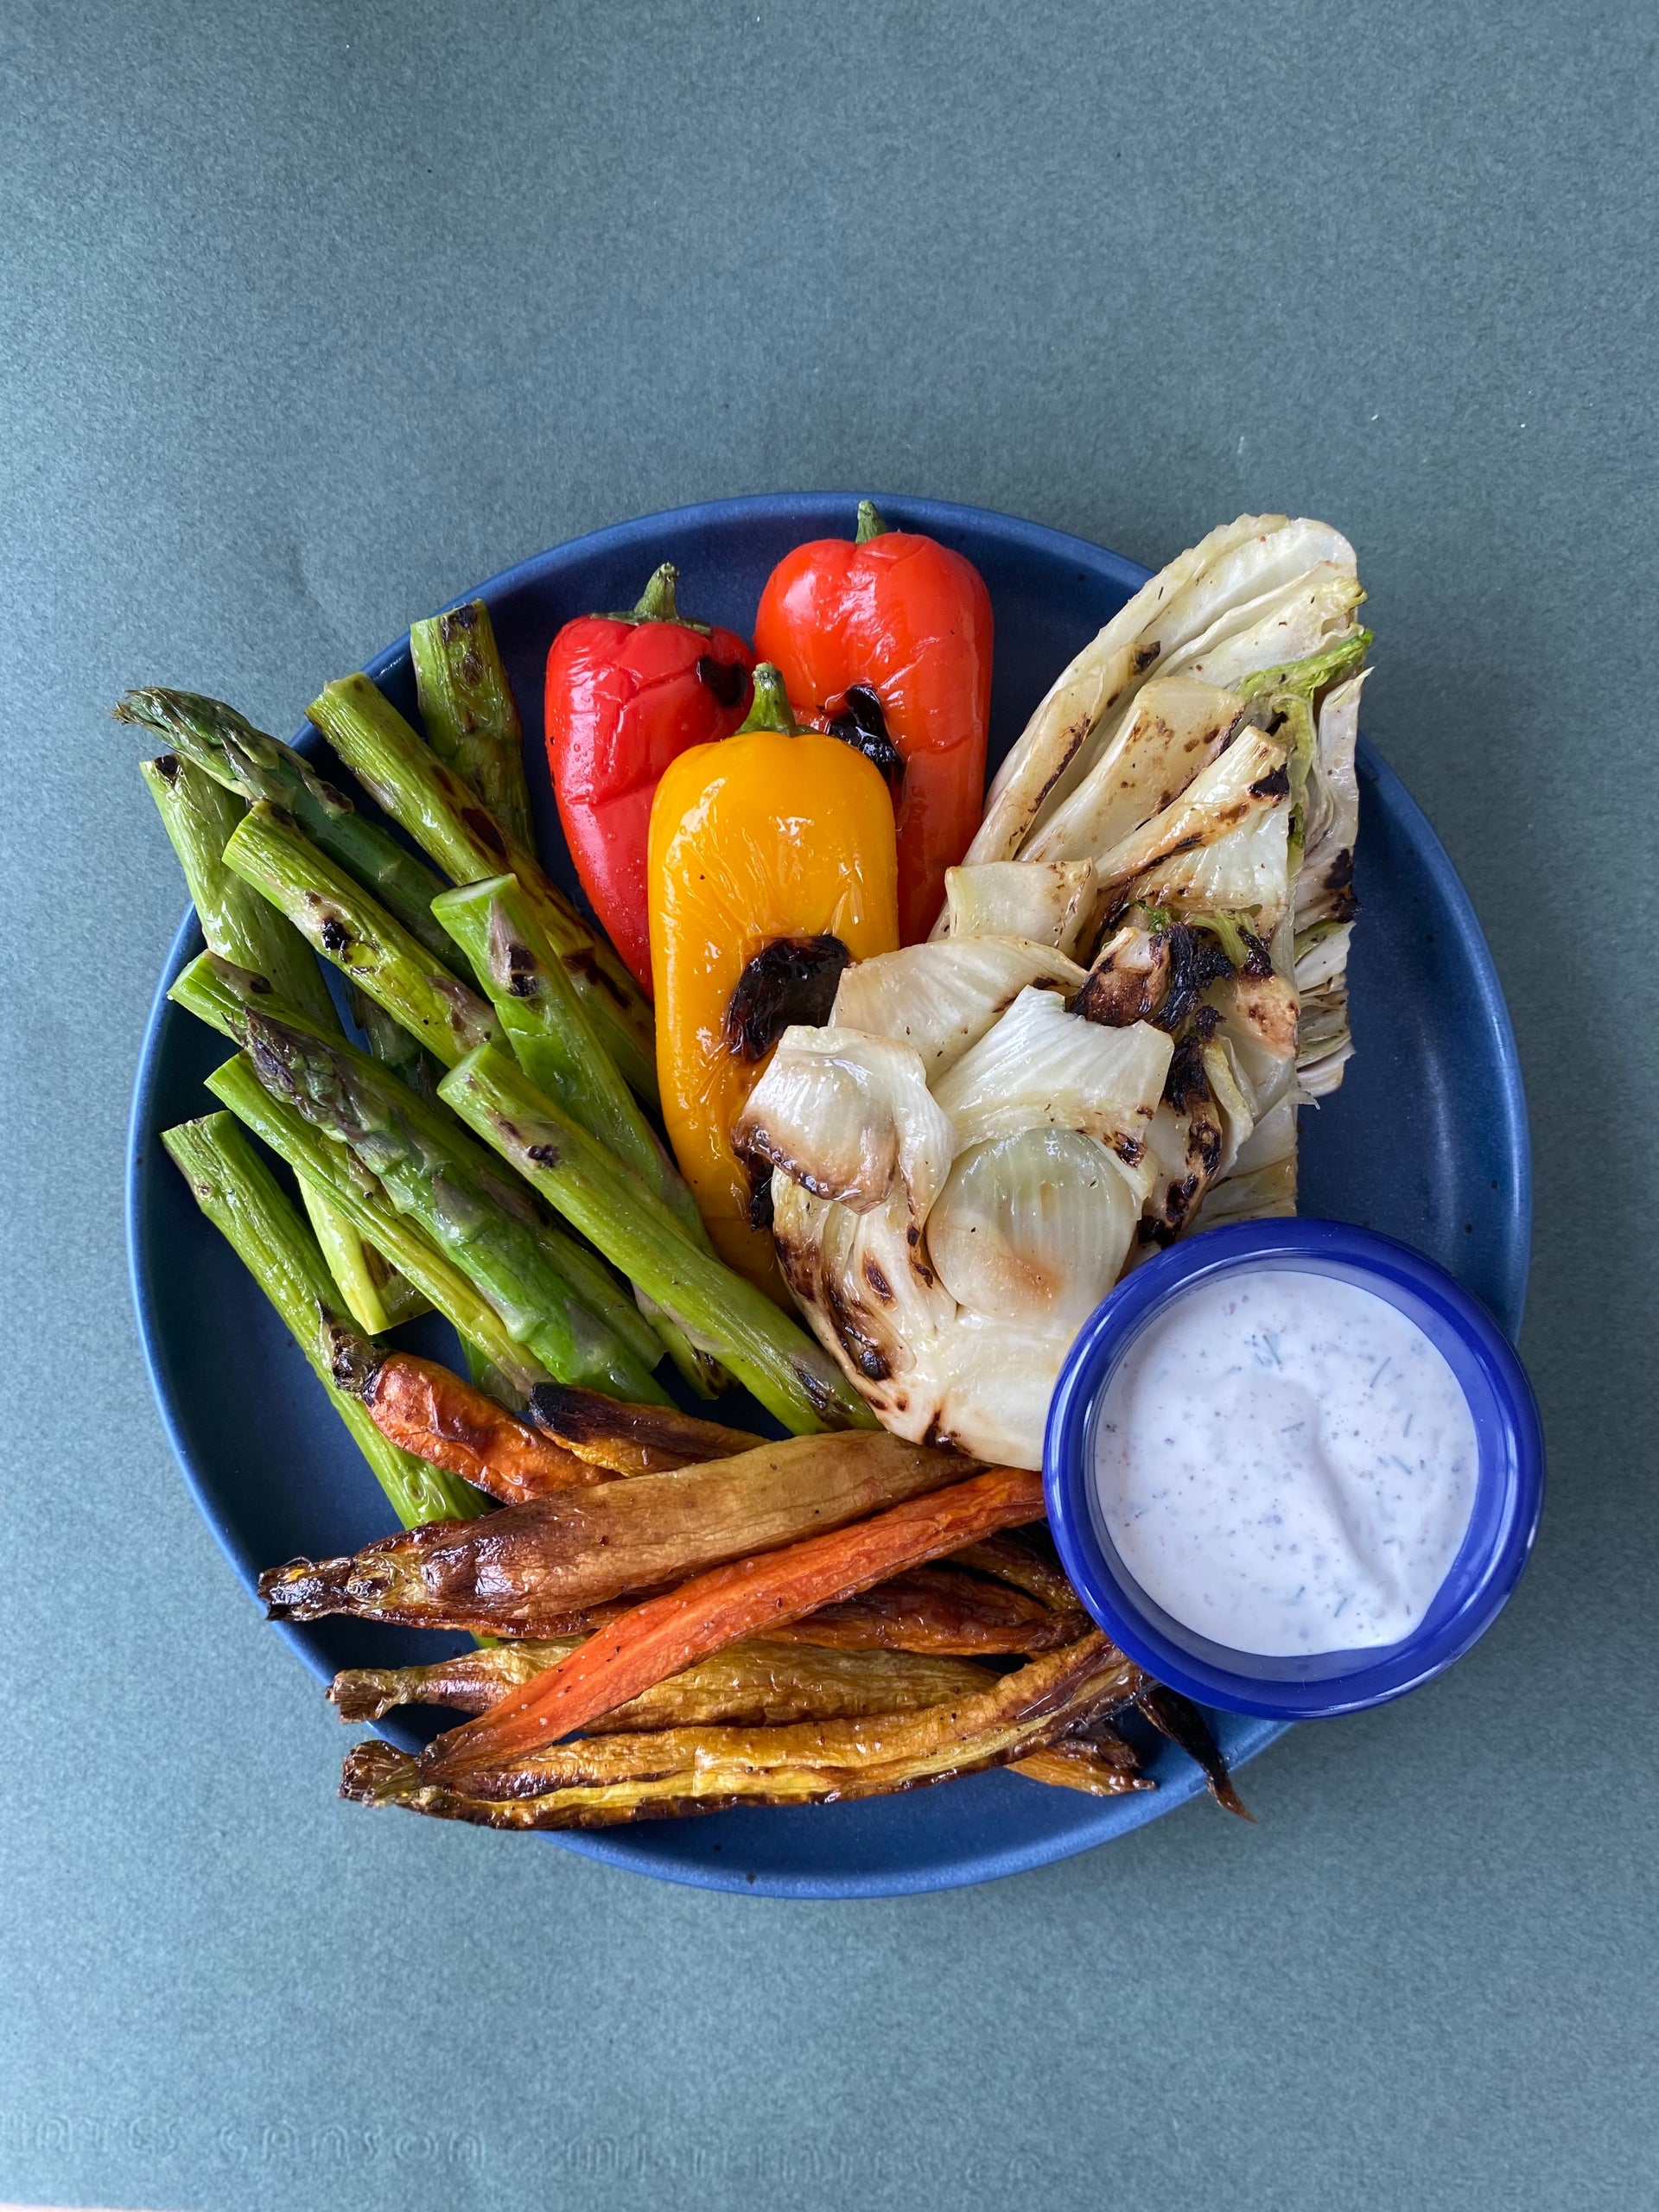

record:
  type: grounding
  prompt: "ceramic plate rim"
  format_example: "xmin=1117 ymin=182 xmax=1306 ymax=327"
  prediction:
xmin=126 ymin=493 xmax=1532 ymax=1897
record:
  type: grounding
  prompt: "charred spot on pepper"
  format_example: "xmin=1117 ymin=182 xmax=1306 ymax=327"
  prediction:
xmin=724 ymin=935 xmax=853 ymax=1061
xmin=826 ymin=685 xmax=906 ymax=793
xmin=696 ymin=654 xmax=747 ymax=710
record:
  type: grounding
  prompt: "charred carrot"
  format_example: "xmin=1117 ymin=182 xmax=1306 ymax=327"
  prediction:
xmin=331 ymin=1333 xmax=597 ymax=1504
xmin=764 ymin=1566 xmax=1087 ymax=1655
xmin=356 ymin=1635 xmax=1131 ymax=1825
xmin=523 ymin=1382 xmax=760 ymax=1476
xmin=419 ymin=1464 xmax=1046 ymax=1782
xmin=260 ymin=1432 xmax=973 ymax=1635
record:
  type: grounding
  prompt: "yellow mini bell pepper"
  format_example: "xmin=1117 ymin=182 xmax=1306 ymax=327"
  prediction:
xmin=648 ymin=663 xmax=899 ymax=1298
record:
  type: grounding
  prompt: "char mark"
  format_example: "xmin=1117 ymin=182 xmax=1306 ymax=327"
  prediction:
xmin=696 ymin=654 xmax=748 ymax=709
xmin=826 ymin=684 xmax=905 ymax=792
xmin=1154 ymin=925 xmax=1236 ymax=1034
xmin=724 ymin=935 xmax=852 ymax=1061
xmin=461 ymin=806 xmax=508 ymax=860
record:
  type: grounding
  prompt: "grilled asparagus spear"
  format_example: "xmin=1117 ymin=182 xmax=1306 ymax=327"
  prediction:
xmin=140 ymin=752 xmax=419 ymax=1332
xmin=222 ymin=803 xmax=499 ymax=1067
xmin=118 ymin=689 xmax=461 ymax=969
xmin=168 ymin=951 xmax=665 ymax=1382
xmin=434 ymin=872 xmax=727 ymax=1397
xmin=205 ymin=1052 xmax=553 ymax=1405
xmin=439 ymin=1042 xmax=875 ymax=1433
xmin=308 ymin=673 xmax=657 ymax=1103
xmin=409 ymin=600 xmax=534 ymax=849
xmin=232 ymin=1010 xmax=670 ymax=1403
xmin=160 ymin=1113 xmax=482 ymax=1527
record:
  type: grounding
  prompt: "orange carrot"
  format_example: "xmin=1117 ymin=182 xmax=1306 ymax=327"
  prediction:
xmin=351 ymin=1346 xmax=594 ymax=1503
xmin=420 ymin=1465 xmax=1045 ymax=1782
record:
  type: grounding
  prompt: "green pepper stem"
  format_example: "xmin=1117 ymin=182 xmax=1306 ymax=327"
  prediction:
xmin=855 ymin=499 xmax=889 ymax=544
xmin=632 ymin=563 xmax=682 ymax=623
xmin=735 ymin=663 xmax=800 ymax=736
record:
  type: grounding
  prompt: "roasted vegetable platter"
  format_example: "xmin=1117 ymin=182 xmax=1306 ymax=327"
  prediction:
xmin=128 ymin=493 xmax=1529 ymax=1895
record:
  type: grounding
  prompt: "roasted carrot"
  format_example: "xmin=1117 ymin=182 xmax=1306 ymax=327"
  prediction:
xmin=419 ymin=1464 xmax=1046 ymax=1782
xmin=327 ymin=1637 xmax=994 ymax=1728
xmin=338 ymin=1339 xmax=595 ymax=1503
xmin=524 ymin=1382 xmax=760 ymax=1475
xmin=1011 ymin=1734 xmax=1153 ymax=1797
xmin=763 ymin=1566 xmax=1088 ymax=1654
xmin=261 ymin=1431 xmax=976 ymax=1634
xmin=361 ymin=1564 xmax=1084 ymax=1656
xmin=947 ymin=1532 xmax=1082 ymax=1615
xmin=359 ymin=1634 xmax=1133 ymax=1823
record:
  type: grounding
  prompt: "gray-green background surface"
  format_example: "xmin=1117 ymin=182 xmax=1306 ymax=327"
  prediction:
xmin=3 ymin=4 xmax=1654 ymax=2209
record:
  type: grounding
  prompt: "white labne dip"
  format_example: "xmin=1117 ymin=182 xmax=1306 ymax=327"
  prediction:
xmin=1092 ymin=1268 xmax=1478 ymax=1655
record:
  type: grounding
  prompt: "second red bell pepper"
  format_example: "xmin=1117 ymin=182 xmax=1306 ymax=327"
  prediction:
xmin=545 ymin=566 xmax=753 ymax=992
xmin=754 ymin=502 xmax=994 ymax=943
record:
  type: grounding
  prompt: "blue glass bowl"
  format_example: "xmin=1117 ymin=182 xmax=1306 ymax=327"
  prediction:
xmin=1046 ymin=1220 xmax=1544 ymax=1719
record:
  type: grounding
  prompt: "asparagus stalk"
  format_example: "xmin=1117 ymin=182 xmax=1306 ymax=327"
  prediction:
xmin=117 ymin=689 xmax=463 ymax=971
xmin=439 ymin=1042 xmax=876 ymax=1434
xmin=141 ymin=753 xmax=336 ymax=1022
xmin=140 ymin=752 xmax=415 ymax=1334
xmin=205 ymin=1052 xmax=553 ymax=1405
xmin=433 ymin=872 xmax=728 ymax=1399
xmin=168 ymin=952 xmax=668 ymax=1388
xmin=409 ymin=600 xmax=534 ymax=849
xmin=307 ymin=674 xmax=658 ymax=1103
xmin=431 ymin=874 xmax=698 ymax=1235
xmin=347 ymin=985 xmax=442 ymax=1102
xmin=160 ymin=1113 xmax=483 ymax=1527
xmin=234 ymin=1010 xmax=671 ymax=1402
xmin=222 ymin=803 xmax=499 ymax=1067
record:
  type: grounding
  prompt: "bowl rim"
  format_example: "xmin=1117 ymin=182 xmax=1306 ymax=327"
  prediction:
xmin=1044 ymin=1218 xmax=1545 ymax=1719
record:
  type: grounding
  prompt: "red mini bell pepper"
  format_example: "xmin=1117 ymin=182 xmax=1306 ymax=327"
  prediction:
xmin=754 ymin=502 xmax=994 ymax=943
xmin=545 ymin=566 xmax=753 ymax=992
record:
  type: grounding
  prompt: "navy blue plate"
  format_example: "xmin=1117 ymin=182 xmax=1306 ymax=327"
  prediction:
xmin=127 ymin=494 xmax=1532 ymax=1896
